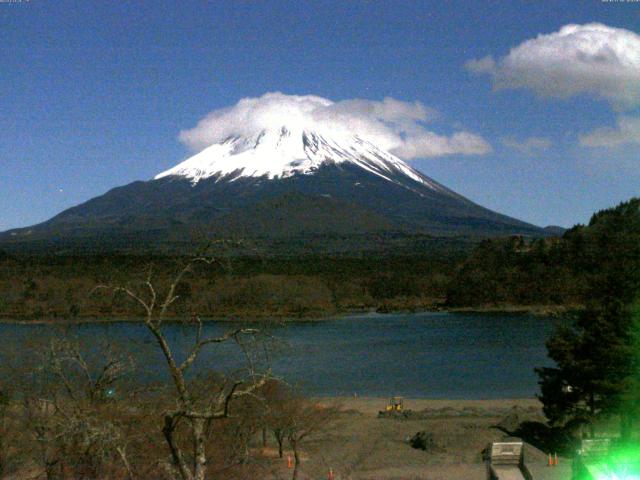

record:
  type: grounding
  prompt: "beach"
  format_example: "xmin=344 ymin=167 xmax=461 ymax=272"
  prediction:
xmin=260 ymin=397 xmax=550 ymax=479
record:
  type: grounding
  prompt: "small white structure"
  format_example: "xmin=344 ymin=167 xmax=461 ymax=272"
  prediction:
xmin=487 ymin=441 xmax=527 ymax=480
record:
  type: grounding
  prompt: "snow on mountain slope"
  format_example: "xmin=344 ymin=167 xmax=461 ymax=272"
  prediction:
xmin=155 ymin=126 xmax=446 ymax=192
xmin=0 ymin=124 xmax=546 ymax=250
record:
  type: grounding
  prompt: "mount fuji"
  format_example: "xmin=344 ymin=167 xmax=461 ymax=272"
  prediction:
xmin=1 ymin=125 xmax=546 ymax=252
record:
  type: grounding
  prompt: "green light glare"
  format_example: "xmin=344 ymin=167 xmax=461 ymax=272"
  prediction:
xmin=587 ymin=446 xmax=640 ymax=480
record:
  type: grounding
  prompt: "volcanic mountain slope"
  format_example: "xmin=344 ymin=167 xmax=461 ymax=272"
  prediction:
xmin=1 ymin=126 xmax=546 ymax=250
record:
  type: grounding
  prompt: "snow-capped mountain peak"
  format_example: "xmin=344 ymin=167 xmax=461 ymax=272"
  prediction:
xmin=1 ymin=126 xmax=545 ymax=249
xmin=154 ymin=126 xmax=444 ymax=191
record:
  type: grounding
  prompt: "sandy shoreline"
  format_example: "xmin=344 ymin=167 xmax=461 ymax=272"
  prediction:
xmin=320 ymin=396 xmax=542 ymax=415
xmin=275 ymin=396 xmax=549 ymax=479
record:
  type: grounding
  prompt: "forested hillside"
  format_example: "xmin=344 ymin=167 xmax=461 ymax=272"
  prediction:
xmin=1 ymin=198 xmax=637 ymax=320
xmin=446 ymin=198 xmax=640 ymax=311
xmin=0 ymin=252 xmax=461 ymax=319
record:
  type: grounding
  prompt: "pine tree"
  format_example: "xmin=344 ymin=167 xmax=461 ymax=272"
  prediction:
xmin=537 ymin=198 xmax=640 ymax=439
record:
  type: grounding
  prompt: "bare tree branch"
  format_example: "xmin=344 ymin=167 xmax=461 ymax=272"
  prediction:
xmin=90 ymin=247 xmax=271 ymax=480
xmin=179 ymin=327 xmax=258 ymax=373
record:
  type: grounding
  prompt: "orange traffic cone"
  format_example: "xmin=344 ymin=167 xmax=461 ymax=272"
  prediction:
xmin=554 ymin=453 xmax=559 ymax=466
xmin=328 ymin=467 xmax=334 ymax=480
xmin=548 ymin=453 xmax=553 ymax=466
xmin=287 ymin=455 xmax=293 ymax=469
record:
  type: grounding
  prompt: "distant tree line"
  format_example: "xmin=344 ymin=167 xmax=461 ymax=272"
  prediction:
xmin=0 ymin=252 xmax=463 ymax=320
xmin=1 ymin=199 xmax=639 ymax=321
xmin=445 ymin=227 xmax=599 ymax=309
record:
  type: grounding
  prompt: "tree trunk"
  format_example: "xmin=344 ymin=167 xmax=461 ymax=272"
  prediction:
xmin=163 ymin=415 xmax=193 ymax=480
xmin=274 ymin=431 xmax=284 ymax=458
xmin=116 ymin=446 xmax=135 ymax=480
xmin=192 ymin=418 xmax=208 ymax=480
xmin=45 ymin=459 xmax=62 ymax=480
xmin=262 ymin=427 xmax=267 ymax=447
xmin=291 ymin=438 xmax=300 ymax=480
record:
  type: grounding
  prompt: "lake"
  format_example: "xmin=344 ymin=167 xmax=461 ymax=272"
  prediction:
xmin=0 ymin=312 xmax=559 ymax=399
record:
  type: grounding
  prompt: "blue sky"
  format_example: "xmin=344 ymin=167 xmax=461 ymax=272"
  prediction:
xmin=1 ymin=0 xmax=639 ymax=231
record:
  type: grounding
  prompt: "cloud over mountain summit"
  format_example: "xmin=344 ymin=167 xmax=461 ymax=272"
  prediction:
xmin=178 ymin=92 xmax=491 ymax=159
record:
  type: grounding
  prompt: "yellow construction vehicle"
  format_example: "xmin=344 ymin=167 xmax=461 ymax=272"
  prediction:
xmin=385 ymin=396 xmax=404 ymax=412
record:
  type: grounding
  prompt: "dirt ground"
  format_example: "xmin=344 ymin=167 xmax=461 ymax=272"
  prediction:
xmin=260 ymin=397 xmax=547 ymax=480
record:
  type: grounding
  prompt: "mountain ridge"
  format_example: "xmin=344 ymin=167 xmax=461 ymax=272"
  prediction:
xmin=0 ymin=126 xmax=548 ymax=253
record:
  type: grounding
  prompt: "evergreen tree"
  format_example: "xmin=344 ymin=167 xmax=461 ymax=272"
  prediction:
xmin=537 ymin=198 xmax=640 ymax=439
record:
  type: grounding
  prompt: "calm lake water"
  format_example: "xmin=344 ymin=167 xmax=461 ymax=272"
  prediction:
xmin=0 ymin=312 xmax=559 ymax=399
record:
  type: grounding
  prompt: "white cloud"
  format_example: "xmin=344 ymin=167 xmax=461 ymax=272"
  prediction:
xmin=179 ymin=92 xmax=491 ymax=159
xmin=394 ymin=131 xmax=492 ymax=158
xmin=465 ymin=56 xmax=496 ymax=75
xmin=501 ymin=136 xmax=552 ymax=155
xmin=580 ymin=116 xmax=640 ymax=148
xmin=466 ymin=23 xmax=640 ymax=110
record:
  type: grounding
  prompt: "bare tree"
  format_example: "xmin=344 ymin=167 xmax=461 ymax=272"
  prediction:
xmin=287 ymin=401 xmax=336 ymax=480
xmin=21 ymin=335 xmax=136 ymax=480
xmin=262 ymin=381 xmax=337 ymax=480
xmin=261 ymin=380 xmax=293 ymax=459
xmin=95 ymin=250 xmax=270 ymax=480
